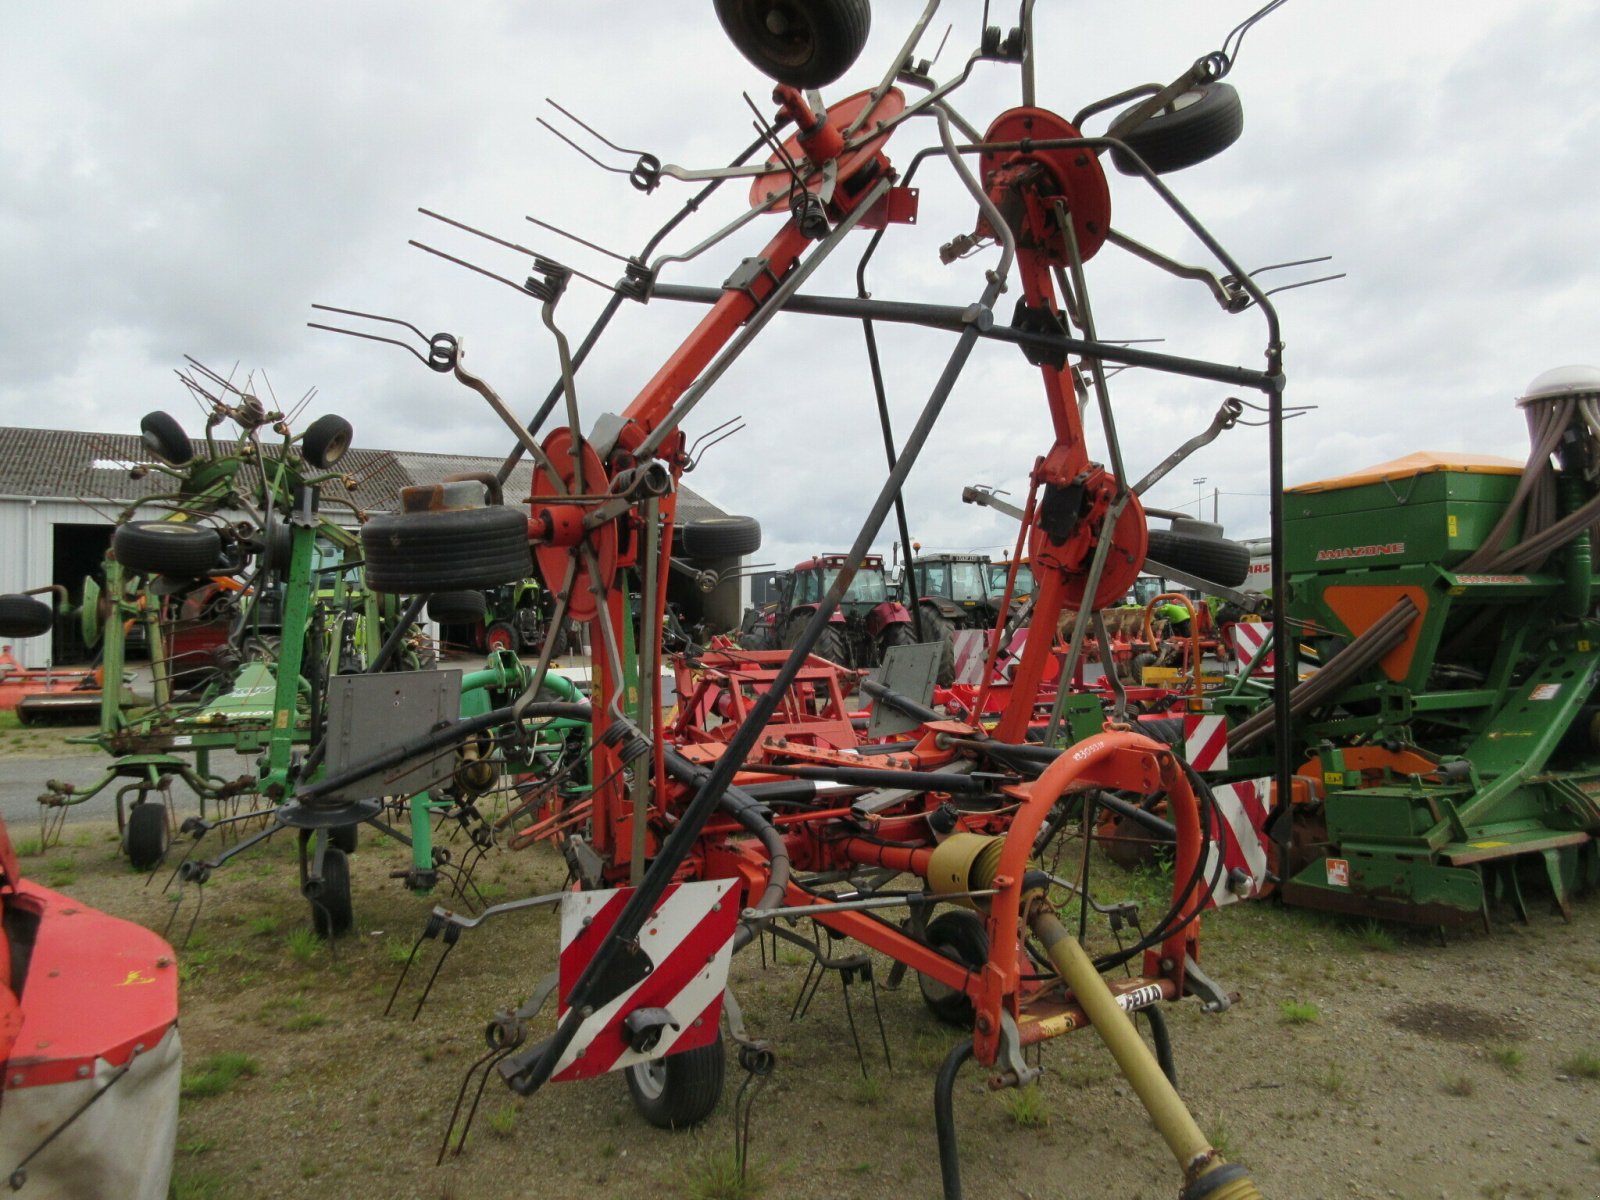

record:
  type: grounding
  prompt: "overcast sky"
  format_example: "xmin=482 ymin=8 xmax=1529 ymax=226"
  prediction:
xmin=4 ymin=0 xmax=1597 ymax=576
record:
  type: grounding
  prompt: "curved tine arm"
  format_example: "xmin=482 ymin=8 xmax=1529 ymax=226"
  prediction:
xmin=1132 ymin=398 xmax=1244 ymax=495
xmin=450 ymin=353 xmax=570 ymax=498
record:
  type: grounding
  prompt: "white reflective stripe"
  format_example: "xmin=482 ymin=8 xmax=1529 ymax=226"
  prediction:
xmin=1213 ymin=781 xmax=1269 ymax=887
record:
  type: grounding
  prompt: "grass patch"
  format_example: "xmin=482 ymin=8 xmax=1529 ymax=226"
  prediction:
xmin=1441 ymin=1075 xmax=1475 ymax=1097
xmin=1000 ymin=1082 xmax=1050 ymax=1128
xmin=169 ymin=1169 xmax=229 ymax=1200
xmin=13 ymin=837 xmax=42 ymax=858
xmin=680 ymin=1144 xmax=765 ymax=1200
xmin=1208 ymin=1119 xmax=1237 ymax=1160
xmin=1488 ymin=1046 xmax=1524 ymax=1074
xmin=178 ymin=1137 xmax=217 ymax=1157
xmin=386 ymin=937 xmax=420 ymax=966
xmin=486 ymin=1103 xmax=519 ymax=1137
xmin=181 ymin=1052 xmax=260 ymax=1099
xmin=284 ymin=1010 xmax=328 ymax=1032
xmin=1353 ymin=920 xmax=1395 ymax=952
xmin=850 ymin=1074 xmax=886 ymax=1106
xmin=1279 ymin=1000 xmax=1321 ymax=1025
xmin=1315 ymin=1064 xmax=1345 ymax=1095
xmin=285 ymin=927 xmax=321 ymax=962
xmin=247 ymin=915 xmax=280 ymax=937
xmin=1561 ymin=1052 xmax=1600 ymax=1080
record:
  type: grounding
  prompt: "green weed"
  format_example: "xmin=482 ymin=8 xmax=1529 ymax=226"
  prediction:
xmin=1441 ymin=1075 xmax=1475 ymax=1097
xmin=1315 ymin=1065 xmax=1345 ymax=1094
xmin=169 ymin=1169 xmax=228 ymax=1200
xmin=247 ymin=915 xmax=280 ymax=937
xmin=181 ymin=1052 xmax=260 ymax=1099
xmin=13 ymin=837 xmax=42 ymax=857
xmin=680 ymin=1144 xmax=765 ymax=1200
xmin=1561 ymin=1052 xmax=1600 ymax=1080
xmin=1279 ymin=1001 xmax=1321 ymax=1025
xmin=851 ymin=1074 xmax=886 ymax=1106
xmin=1208 ymin=1119 xmax=1237 ymax=1159
xmin=486 ymin=1103 xmax=519 ymax=1137
xmin=1489 ymin=1046 xmax=1524 ymax=1073
xmin=285 ymin=927 xmax=321 ymax=962
xmin=1354 ymin=920 xmax=1395 ymax=952
xmin=1001 ymin=1082 xmax=1050 ymax=1128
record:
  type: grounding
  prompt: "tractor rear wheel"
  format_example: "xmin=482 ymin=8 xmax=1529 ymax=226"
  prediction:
xmin=113 ymin=522 xmax=222 ymax=577
xmin=918 ymin=909 xmax=989 ymax=1027
xmin=916 ymin=607 xmax=958 ymax=686
xmin=877 ymin=620 xmax=917 ymax=659
xmin=624 ymin=1031 xmax=726 ymax=1129
xmin=713 ymin=0 xmax=871 ymax=89
xmin=0 ymin=595 xmax=54 ymax=638
xmin=125 ymin=801 xmax=169 ymax=871
xmin=485 ymin=621 xmax=517 ymax=655
xmin=309 ymin=847 xmax=354 ymax=938
xmin=813 ymin=624 xmax=849 ymax=666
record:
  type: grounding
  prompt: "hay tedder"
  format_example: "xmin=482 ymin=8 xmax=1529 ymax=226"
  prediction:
xmin=294 ymin=1 xmax=1320 ymax=1194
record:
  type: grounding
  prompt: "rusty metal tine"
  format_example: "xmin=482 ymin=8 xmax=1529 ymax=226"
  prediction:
xmin=308 ymin=303 xmax=432 ymax=345
xmin=535 ymin=116 xmax=631 ymax=175
xmin=524 ymin=214 xmax=633 ymax=264
xmin=305 ymin=324 xmax=429 ymax=366
xmin=544 ymin=98 xmax=649 ymax=158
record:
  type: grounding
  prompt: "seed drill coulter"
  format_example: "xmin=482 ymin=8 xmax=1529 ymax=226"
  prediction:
xmin=306 ymin=2 xmax=1316 ymax=1194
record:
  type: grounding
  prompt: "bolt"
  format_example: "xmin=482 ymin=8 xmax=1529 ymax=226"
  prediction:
xmin=77 ymin=1065 xmax=91 ymax=1078
xmin=10 ymin=1074 xmax=22 ymax=1086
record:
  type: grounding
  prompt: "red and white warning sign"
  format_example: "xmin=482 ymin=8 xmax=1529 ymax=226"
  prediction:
xmin=951 ymin=630 xmax=989 ymax=685
xmin=550 ymin=879 xmax=739 ymax=1082
xmin=1325 ymin=857 xmax=1350 ymax=888
xmin=1201 ymin=776 xmax=1272 ymax=908
xmin=1183 ymin=713 xmax=1229 ymax=772
xmin=1229 ymin=621 xmax=1274 ymax=673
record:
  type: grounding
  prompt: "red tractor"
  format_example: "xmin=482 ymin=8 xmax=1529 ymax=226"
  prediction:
xmin=762 ymin=553 xmax=915 ymax=668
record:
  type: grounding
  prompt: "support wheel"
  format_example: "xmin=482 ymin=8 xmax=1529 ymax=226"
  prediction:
xmin=113 ymin=522 xmax=222 ymax=577
xmin=362 ymin=507 xmax=532 ymax=593
xmin=301 ymin=413 xmax=354 ymax=469
xmin=125 ymin=801 xmax=169 ymax=871
xmin=713 ymin=0 xmax=871 ymax=88
xmin=427 ymin=590 xmax=488 ymax=625
xmin=330 ymin=823 xmax=360 ymax=854
xmin=0 ymin=595 xmax=54 ymax=639
xmin=675 ymin=515 xmax=762 ymax=559
xmin=624 ymin=1031 xmax=726 ymax=1129
xmin=1145 ymin=528 xmax=1251 ymax=588
xmin=309 ymin=847 xmax=354 ymax=937
xmin=918 ymin=909 xmax=988 ymax=1027
xmin=1109 ymin=82 xmax=1244 ymax=176
xmin=140 ymin=410 xmax=193 ymax=465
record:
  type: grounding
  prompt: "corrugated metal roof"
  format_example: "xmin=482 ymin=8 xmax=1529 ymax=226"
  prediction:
xmin=0 ymin=427 xmax=726 ymax=519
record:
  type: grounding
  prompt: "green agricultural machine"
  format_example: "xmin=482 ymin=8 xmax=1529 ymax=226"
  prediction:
xmin=1216 ymin=367 xmax=1600 ymax=926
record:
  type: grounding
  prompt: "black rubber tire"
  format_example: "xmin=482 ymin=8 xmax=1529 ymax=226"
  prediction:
xmin=713 ymin=0 xmax=871 ymax=88
xmin=1110 ymin=82 xmax=1244 ymax=176
xmin=1169 ymin=517 xmax=1224 ymax=540
xmin=624 ymin=1030 xmax=726 ymax=1129
xmin=125 ymin=802 xmax=169 ymax=871
xmin=1145 ymin=528 xmax=1251 ymax=588
xmin=539 ymin=621 xmax=571 ymax=659
xmin=0 ymin=595 xmax=54 ymax=639
xmin=917 ymin=606 xmax=958 ymax=686
xmin=113 ymin=521 xmax=223 ymax=577
xmin=676 ymin=515 xmax=762 ymax=559
xmin=362 ymin=507 xmax=532 ymax=593
xmin=330 ymin=823 xmax=360 ymax=854
xmin=878 ymin=620 xmax=917 ymax=658
xmin=140 ymin=410 xmax=193 ymax=465
xmin=427 ymin=590 xmax=488 ymax=624
xmin=302 ymin=413 xmax=354 ymax=469
xmin=309 ymin=847 xmax=354 ymax=937
xmin=918 ymin=909 xmax=989 ymax=1027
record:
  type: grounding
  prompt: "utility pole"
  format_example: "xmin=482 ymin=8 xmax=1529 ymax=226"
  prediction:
xmin=1193 ymin=476 xmax=1207 ymax=518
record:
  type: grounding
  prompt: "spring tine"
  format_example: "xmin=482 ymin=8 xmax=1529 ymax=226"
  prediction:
xmin=305 ymin=323 xmax=429 ymax=365
xmin=384 ymin=926 xmax=432 ymax=1017
xmin=545 ymin=98 xmax=650 ymax=158
xmin=180 ymin=884 xmax=206 ymax=949
xmin=408 ymin=240 xmax=533 ymax=297
xmin=437 ymin=1042 xmax=503 ymax=1164
xmin=452 ymin=1043 xmax=516 ymax=1158
xmin=525 ymin=214 xmax=633 ymax=264
xmin=1247 ymin=253 xmax=1332 ymax=277
xmin=1259 ymin=272 xmax=1346 ymax=299
xmin=411 ymin=930 xmax=460 ymax=1021
xmin=420 ymin=207 xmax=537 ymax=258
xmin=535 ymin=116 xmax=631 ymax=176
xmin=309 ymin=302 xmax=432 ymax=345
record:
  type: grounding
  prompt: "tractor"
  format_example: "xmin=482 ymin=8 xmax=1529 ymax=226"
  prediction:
xmin=764 ymin=553 xmax=915 ymax=668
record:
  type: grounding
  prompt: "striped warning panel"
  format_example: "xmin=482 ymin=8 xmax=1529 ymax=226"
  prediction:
xmin=951 ymin=630 xmax=988 ymax=685
xmin=1201 ymin=777 xmax=1272 ymax=908
xmin=550 ymin=879 xmax=739 ymax=1082
xmin=1230 ymin=621 xmax=1274 ymax=672
xmin=1183 ymin=713 xmax=1228 ymax=772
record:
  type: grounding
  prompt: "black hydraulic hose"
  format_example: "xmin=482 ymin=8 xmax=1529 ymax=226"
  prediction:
xmin=495 ymin=127 xmax=779 ymax=484
xmin=497 ymin=274 xmax=1010 ymax=1100
xmin=293 ymin=700 xmax=593 ymax=804
xmin=859 ymin=677 xmax=944 ymax=725
xmin=661 ymin=747 xmax=789 ymax=952
xmin=934 ymin=1038 xmax=977 ymax=1200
